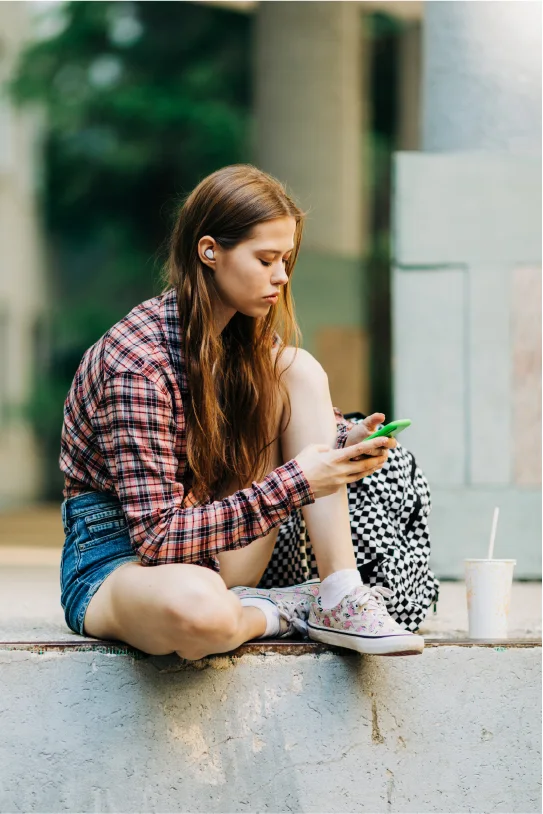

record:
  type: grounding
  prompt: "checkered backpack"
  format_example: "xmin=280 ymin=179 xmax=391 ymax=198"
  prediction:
xmin=257 ymin=412 xmax=441 ymax=633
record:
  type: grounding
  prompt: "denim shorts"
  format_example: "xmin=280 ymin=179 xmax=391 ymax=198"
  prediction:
xmin=60 ymin=489 xmax=140 ymax=636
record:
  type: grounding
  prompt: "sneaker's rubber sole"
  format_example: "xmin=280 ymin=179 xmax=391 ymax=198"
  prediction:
xmin=307 ymin=624 xmax=425 ymax=656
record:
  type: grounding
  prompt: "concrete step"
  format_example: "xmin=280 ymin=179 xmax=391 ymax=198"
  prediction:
xmin=1 ymin=639 xmax=540 ymax=813
xmin=0 ymin=557 xmax=540 ymax=812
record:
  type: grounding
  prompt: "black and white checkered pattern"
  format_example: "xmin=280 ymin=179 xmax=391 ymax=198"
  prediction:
xmin=257 ymin=416 xmax=440 ymax=633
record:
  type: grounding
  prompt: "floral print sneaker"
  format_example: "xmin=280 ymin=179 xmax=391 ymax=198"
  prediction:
xmin=230 ymin=580 xmax=321 ymax=639
xmin=307 ymin=583 xmax=425 ymax=656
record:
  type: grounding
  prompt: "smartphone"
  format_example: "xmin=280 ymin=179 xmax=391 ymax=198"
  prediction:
xmin=364 ymin=419 xmax=412 ymax=442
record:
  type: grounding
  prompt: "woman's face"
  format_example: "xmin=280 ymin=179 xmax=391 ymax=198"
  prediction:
xmin=198 ymin=216 xmax=296 ymax=335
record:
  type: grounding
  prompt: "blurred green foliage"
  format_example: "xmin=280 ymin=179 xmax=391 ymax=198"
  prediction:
xmin=9 ymin=1 xmax=253 ymax=498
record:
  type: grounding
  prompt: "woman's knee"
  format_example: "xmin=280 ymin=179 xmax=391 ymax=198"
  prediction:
xmin=167 ymin=570 xmax=242 ymax=649
xmin=279 ymin=346 xmax=328 ymax=390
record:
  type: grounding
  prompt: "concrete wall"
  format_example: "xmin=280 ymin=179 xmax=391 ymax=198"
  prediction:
xmin=392 ymin=1 xmax=542 ymax=577
xmin=422 ymin=0 xmax=542 ymax=152
xmin=1 ymin=645 xmax=540 ymax=812
xmin=392 ymin=153 xmax=541 ymax=578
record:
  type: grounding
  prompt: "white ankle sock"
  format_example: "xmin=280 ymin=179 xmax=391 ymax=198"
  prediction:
xmin=239 ymin=596 xmax=280 ymax=638
xmin=318 ymin=569 xmax=362 ymax=609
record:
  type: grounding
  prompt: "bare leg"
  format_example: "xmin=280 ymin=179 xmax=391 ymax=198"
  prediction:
xmin=217 ymin=347 xmax=358 ymax=588
xmin=279 ymin=351 xmax=357 ymax=581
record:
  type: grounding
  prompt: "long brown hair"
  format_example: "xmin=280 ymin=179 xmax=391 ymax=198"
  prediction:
xmin=160 ymin=164 xmax=308 ymax=503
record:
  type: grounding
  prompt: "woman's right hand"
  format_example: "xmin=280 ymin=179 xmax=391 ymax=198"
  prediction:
xmin=293 ymin=437 xmax=397 ymax=500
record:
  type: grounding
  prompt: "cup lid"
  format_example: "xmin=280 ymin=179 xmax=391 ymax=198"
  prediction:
xmin=464 ymin=558 xmax=517 ymax=563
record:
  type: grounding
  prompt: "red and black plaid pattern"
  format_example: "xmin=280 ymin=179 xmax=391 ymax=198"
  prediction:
xmin=59 ymin=288 xmax=350 ymax=570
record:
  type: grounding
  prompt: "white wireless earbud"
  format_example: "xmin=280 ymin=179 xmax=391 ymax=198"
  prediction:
xmin=204 ymin=249 xmax=214 ymax=259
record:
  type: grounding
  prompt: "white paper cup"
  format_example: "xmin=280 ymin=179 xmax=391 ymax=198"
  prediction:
xmin=464 ymin=559 xmax=516 ymax=639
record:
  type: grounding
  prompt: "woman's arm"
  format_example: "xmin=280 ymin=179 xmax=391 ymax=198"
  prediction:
xmin=94 ymin=373 xmax=316 ymax=567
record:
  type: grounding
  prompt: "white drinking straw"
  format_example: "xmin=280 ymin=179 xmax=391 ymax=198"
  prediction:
xmin=487 ymin=506 xmax=500 ymax=559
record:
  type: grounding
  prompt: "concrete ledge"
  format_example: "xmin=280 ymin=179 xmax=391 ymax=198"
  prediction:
xmin=1 ymin=643 xmax=540 ymax=813
xmin=1 ymin=636 xmax=541 ymax=655
xmin=1 ymin=560 xmax=540 ymax=810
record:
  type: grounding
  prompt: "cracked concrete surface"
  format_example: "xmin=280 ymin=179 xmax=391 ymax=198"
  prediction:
xmin=0 ymin=646 xmax=540 ymax=812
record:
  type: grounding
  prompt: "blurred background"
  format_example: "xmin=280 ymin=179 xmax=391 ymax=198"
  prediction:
xmin=0 ymin=0 xmax=541 ymax=581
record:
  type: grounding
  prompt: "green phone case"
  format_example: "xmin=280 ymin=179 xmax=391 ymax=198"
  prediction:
xmin=364 ymin=419 xmax=412 ymax=441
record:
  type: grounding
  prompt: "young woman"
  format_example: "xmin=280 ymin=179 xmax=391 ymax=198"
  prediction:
xmin=59 ymin=164 xmax=424 ymax=659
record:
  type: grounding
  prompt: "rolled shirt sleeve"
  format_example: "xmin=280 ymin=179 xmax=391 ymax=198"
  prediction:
xmin=333 ymin=407 xmax=353 ymax=450
xmin=333 ymin=420 xmax=349 ymax=450
xmin=95 ymin=373 xmax=315 ymax=566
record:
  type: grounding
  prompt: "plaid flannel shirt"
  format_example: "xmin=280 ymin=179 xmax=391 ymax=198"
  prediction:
xmin=59 ymin=287 xmax=352 ymax=570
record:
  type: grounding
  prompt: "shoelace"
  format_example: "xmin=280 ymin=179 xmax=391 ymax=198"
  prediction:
xmin=276 ymin=599 xmax=309 ymax=637
xmin=351 ymin=584 xmax=394 ymax=614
